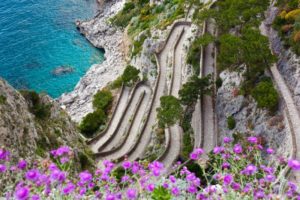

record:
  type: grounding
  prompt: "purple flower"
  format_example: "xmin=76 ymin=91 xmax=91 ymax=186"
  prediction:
xmin=51 ymin=146 xmax=70 ymax=157
xmin=0 ymin=164 xmax=6 ymax=173
xmin=189 ymin=152 xmax=199 ymax=160
xmin=231 ymin=182 xmax=241 ymax=191
xmin=288 ymin=159 xmax=300 ymax=170
xmin=79 ymin=171 xmax=93 ymax=184
xmin=51 ymin=169 xmax=66 ymax=183
xmin=122 ymin=161 xmax=132 ymax=170
xmin=241 ymin=164 xmax=257 ymax=176
xmin=233 ymin=144 xmax=243 ymax=154
xmin=223 ymin=137 xmax=232 ymax=143
xmin=223 ymin=174 xmax=233 ymax=185
xmin=126 ymin=188 xmax=137 ymax=199
xmin=171 ymin=187 xmax=180 ymax=196
xmin=265 ymin=174 xmax=275 ymax=182
xmin=17 ymin=160 xmax=27 ymax=170
xmin=195 ymin=148 xmax=204 ymax=155
xmin=0 ymin=149 xmax=9 ymax=160
xmin=222 ymin=162 xmax=230 ymax=169
xmin=169 ymin=175 xmax=176 ymax=183
xmin=31 ymin=194 xmax=40 ymax=200
xmin=213 ymin=146 xmax=223 ymax=154
xmin=147 ymin=184 xmax=155 ymax=192
xmin=106 ymin=194 xmax=116 ymax=200
xmin=62 ymin=182 xmax=75 ymax=195
xmin=25 ymin=169 xmax=40 ymax=182
xmin=266 ymin=148 xmax=274 ymax=154
xmin=15 ymin=186 xmax=30 ymax=200
xmin=187 ymin=185 xmax=197 ymax=194
xmin=247 ymin=136 xmax=258 ymax=144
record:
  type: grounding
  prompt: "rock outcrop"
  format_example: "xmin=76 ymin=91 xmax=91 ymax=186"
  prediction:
xmin=0 ymin=78 xmax=92 ymax=169
xmin=216 ymin=70 xmax=291 ymax=157
xmin=58 ymin=0 xmax=126 ymax=122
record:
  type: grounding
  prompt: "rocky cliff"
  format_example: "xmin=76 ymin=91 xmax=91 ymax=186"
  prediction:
xmin=0 ymin=79 xmax=93 ymax=170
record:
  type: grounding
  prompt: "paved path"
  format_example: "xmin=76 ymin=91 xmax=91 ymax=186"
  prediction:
xmin=99 ymin=85 xmax=151 ymax=152
xmin=159 ymin=26 xmax=191 ymax=170
xmin=126 ymin=24 xmax=189 ymax=161
xmin=97 ymin=85 xmax=152 ymax=161
xmin=90 ymin=87 xmax=130 ymax=153
xmin=202 ymin=20 xmax=216 ymax=152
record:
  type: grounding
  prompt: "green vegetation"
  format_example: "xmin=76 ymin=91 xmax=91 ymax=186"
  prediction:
xmin=187 ymin=33 xmax=215 ymax=73
xmin=92 ymin=89 xmax=113 ymax=111
xmin=132 ymin=32 xmax=149 ymax=57
xmin=181 ymin=111 xmax=193 ymax=160
xmin=20 ymin=90 xmax=51 ymax=120
xmin=152 ymin=186 xmax=172 ymax=200
xmin=122 ymin=65 xmax=140 ymax=86
xmin=79 ymin=109 xmax=106 ymax=137
xmin=179 ymin=75 xmax=212 ymax=106
xmin=157 ymin=95 xmax=183 ymax=128
xmin=111 ymin=0 xmax=185 ymax=38
xmin=0 ymin=95 xmax=6 ymax=104
xmin=110 ymin=65 xmax=140 ymax=89
xmin=251 ymin=79 xmax=279 ymax=112
xmin=273 ymin=0 xmax=300 ymax=55
xmin=227 ymin=116 xmax=236 ymax=130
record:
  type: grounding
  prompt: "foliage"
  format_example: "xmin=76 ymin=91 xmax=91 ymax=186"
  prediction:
xmin=0 ymin=95 xmax=6 ymax=104
xmin=251 ymin=80 xmax=279 ymax=112
xmin=79 ymin=109 xmax=106 ymax=137
xmin=157 ymin=95 xmax=183 ymax=128
xmin=20 ymin=90 xmax=51 ymax=120
xmin=152 ymin=186 xmax=172 ymax=200
xmin=92 ymin=89 xmax=113 ymax=112
xmin=1 ymin=136 xmax=300 ymax=199
xmin=181 ymin=110 xmax=194 ymax=160
xmin=273 ymin=1 xmax=300 ymax=55
xmin=227 ymin=116 xmax=236 ymax=130
xmin=122 ymin=65 xmax=140 ymax=86
xmin=215 ymin=77 xmax=223 ymax=88
xmin=187 ymin=34 xmax=215 ymax=73
xmin=179 ymin=75 xmax=212 ymax=106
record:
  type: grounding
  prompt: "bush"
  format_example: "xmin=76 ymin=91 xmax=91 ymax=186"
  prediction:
xmin=79 ymin=109 xmax=106 ymax=137
xmin=122 ymin=65 xmax=140 ymax=86
xmin=215 ymin=77 xmax=223 ymax=88
xmin=0 ymin=95 xmax=6 ymax=104
xmin=251 ymin=80 xmax=279 ymax=112
xmin=20 ymin=90 xmax=51 ymax=120
xmin=92 ymin=89 xmax=113 ymax=112
xmin=227 ymin=116 xmax=236 ymax=130
xmin=157 ymin=95 xmax=183 ymax=128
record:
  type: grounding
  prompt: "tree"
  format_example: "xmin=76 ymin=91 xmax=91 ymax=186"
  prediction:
xmin=79 ymin=109 xmax=106 ymax=137
xmin=251 ymin=80 xmax=279 ymax=112
xmin=157 ymin=96 xmax=183 ymax=128
xmin=179 ymin=75 xmax=212 ymax=106
xmin=122 ymin=65 xmax=140 ymax=86
xmin=92 ymin=89 xmax=113 ymax=112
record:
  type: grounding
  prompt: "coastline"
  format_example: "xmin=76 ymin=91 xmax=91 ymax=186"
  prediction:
xmin=58 ymin=0 xmax=126 ymax=122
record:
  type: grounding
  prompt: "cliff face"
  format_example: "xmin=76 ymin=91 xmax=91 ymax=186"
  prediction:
xmin=0 ymin=78 xmax=92 ymax=168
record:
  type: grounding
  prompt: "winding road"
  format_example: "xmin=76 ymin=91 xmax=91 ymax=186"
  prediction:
xmin=192 ymin=19 xmax=217 ymax=154
xmin=158 ymin=25 xmax=191 ymax=170
xmin=88 ymin=86 xmax=130 ymax=153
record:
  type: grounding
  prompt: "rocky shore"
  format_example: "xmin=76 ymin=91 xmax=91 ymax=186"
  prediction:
xmin=58 ymin=0 xmax=126 ymax=122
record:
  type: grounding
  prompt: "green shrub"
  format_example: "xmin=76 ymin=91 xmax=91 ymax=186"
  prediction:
xmin=20 ymin=90 xmax=51 ymax=120
xmin=0 ymin=95 xmax=6 ymax=104
xmin=92 ymin=89 xmax=113 ymax=112
xmin=110 ymin=76 xmax=123 ymax=89
xmin=251 ymin=80 xmax=279 ymax=112
xmin=122 ymin=65 xmax=140 ymax=86
xmin=79 ymin=109 xmax=106 ymax=137
xmin=157 ymin=95 xmax=183 ymax=128
xmin=216 ymin=77 xmax=223 ymax=88
xmin=152 ymin=186 xmax=172 ymax=200
xmin=227 ymin=116 xmax=236 ymax=130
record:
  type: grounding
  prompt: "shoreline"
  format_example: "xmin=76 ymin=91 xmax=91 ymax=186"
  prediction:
xmin=58 ymin=0 xmax=126 ymax=122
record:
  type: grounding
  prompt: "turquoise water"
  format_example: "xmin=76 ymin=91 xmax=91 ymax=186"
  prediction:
xmin=0 ymin=0 xmax=104 ymax=98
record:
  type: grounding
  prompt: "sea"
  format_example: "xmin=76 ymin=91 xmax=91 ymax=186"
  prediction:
xmin=0 ymin=0 xmax=104 ymax=98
